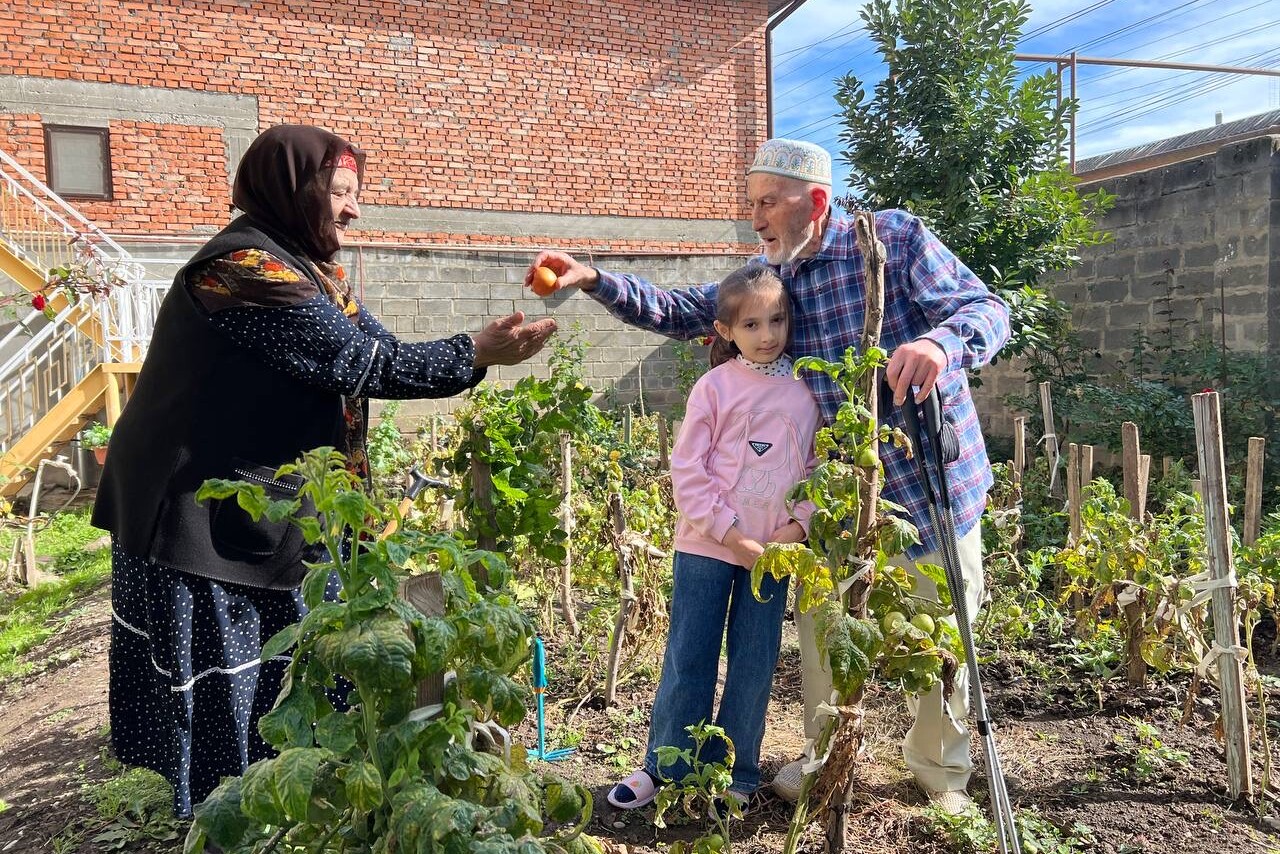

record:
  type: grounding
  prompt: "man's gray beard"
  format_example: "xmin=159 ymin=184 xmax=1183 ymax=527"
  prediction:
xmin=763 ymin=222 xmax=815 ymax=265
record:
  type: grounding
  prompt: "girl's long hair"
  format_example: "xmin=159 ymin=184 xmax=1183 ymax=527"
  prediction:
xmin=708 ymin=265 xmax=791 ymax=368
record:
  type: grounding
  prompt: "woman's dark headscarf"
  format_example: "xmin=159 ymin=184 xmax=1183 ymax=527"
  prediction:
xmin=231 ymin=125 xmax=366 ymax=262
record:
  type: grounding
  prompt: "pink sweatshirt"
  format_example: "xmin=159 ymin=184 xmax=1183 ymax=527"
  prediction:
xmin=671 ymin=358 xmax=822 ymax=567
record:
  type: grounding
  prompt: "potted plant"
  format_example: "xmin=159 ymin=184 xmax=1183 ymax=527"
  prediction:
xmin=81 ymin=422 xmax=112 ymax=465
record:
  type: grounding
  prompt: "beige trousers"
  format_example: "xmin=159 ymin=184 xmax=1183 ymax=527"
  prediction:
xmin=795 ymin=523 xmax=984 ymax=793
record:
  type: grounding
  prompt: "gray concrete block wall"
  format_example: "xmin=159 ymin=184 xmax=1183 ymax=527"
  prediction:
xmin=973 ymin=135 xmax=1279 ymax=438
xmin=122 ymin=239 xmax=747 ymax=427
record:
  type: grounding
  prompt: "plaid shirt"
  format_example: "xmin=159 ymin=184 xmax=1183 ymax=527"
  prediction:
xmin=591 ymin=208 xmax=1010 ymax=557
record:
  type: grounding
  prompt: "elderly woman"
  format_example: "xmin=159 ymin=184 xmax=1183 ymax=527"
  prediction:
xmin=91 ymin=125 xmax=555 ymax=816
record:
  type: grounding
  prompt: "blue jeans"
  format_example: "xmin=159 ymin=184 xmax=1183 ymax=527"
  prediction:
xmin=644 ymin=550 xmax=790 ymax=795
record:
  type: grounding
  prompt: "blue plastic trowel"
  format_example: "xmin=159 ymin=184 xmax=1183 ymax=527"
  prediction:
xmin=531 ymin=636 xmax=576 ymax=762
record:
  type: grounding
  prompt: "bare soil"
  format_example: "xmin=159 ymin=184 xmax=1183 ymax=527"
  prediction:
xmin=3 ymin=589 xmax=1280 ymax=853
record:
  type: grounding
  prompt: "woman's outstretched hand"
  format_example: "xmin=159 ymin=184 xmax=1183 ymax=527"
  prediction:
xmin=472 ymin=311 xmax=558 ymax=368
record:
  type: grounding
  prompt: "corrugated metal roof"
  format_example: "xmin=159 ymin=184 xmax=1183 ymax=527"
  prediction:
xmin=1076 ymin=109 xmax=1280 ymax=172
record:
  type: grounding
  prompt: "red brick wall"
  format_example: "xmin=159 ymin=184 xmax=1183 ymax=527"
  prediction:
xmin=0 ymin=0 xmax=768 ymax=245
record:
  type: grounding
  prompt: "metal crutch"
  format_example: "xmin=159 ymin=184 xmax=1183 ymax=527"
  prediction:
xmin=897 ymin=386 xmax=1022 ymax=853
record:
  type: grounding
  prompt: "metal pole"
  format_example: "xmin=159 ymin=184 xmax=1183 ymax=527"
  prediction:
xmin=1056 ymin=61 xmax=1065 ymax=162
xmin=1014 ymin=53 xmax=1280 ymax=77
xmin=1069 ymin=51 xmax=1077 ymax=173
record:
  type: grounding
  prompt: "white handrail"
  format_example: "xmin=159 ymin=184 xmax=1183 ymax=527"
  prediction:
xmin=0 ymin=148 xmax=129 ymax=257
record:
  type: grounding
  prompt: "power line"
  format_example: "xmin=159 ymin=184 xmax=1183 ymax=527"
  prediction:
xmin=1083 ymin=13 xmax=1279 ymax=85
xmin=1021 ymin=0 xmax=1205 ymax=76
xmin=1021 ymin=0 xmax=1123 ymax=42
xmin=774 ymin=19 xmax=862 ymax=63
xmin=1079 ymin=47 xmax=1280 ymax=139
xmin=1081 ymin=38 xmax=1280 ymax=111
xmin=775 ymin=28 xmax=869 ymax=83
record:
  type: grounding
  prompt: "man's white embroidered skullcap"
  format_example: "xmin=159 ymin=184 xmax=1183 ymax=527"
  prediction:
xmin=747 ymin=138 xmax=832 ymax=185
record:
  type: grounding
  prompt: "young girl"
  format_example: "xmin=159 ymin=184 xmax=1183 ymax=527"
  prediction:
xmin=607 ymin=264 xmax=821 ymax=812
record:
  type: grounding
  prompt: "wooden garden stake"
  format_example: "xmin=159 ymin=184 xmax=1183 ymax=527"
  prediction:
xmin=1120 ymin=422 xmax=1147 ymax=687
xmin=623 ymin=406 xmax=633 ymax=446
xmin=469 ymin=431 xmax=496 ymax=588
xmin=1243 ymin=437 xmax=1265 ymax=547
xmin=1012 ymin=416 xmax=1026 ymax=487
xmin=558 ymin=433 xmax=580 ymax=635
xmin=658 ymin=415 xmax=670 ymax=471
xmin=1067 ymin=443 xmax=1082 ymax=544
xmin=1192 ymin=392 xmax=1254 ymax=801
xmin=824 ymin=211 xmax=885 ymax=853
xmin=1121 ymin=424 xmax=1148 ymax=519
xmin=1039 ymin=382 xmax=1060 ymax=495
xmin=636 ymin=360 xmax=646 ymax=418
xmin=603 ymin=491 xmax=635 ymax=707
xmin=1139 ymin=454 xmax=1151 ymax=516
xmin=399 ymin=572 xmax=446 ymax=709
xmin=1081 ymin=444 xmax=1094 ymax=485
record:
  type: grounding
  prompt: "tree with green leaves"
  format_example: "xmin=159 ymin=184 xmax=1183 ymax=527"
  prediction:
xmin=833 ymin=0 xmax=1112 ymax=357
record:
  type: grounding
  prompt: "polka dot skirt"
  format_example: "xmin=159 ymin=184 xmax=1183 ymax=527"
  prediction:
xmin=108 ymin=539 xmax=344 ymax=817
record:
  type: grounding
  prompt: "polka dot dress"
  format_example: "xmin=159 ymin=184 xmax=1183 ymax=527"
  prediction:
xmin=108 ymin=540 xmax=344 ymax=817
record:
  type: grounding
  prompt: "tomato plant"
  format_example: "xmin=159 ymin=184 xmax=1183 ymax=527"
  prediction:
xmin=746 ymin=346 xmax=961 ymax=852
xmin=186 ymin=448 xmax=609 ymax=853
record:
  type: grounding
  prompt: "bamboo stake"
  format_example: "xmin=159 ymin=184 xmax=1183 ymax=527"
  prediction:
xmin=1120 ymin=422 xmax=1147 ymax=687
xmin=1067 ymin=443 xmax=1082 ymax=544
xmin=602 ymin=492 xmax=634 ymax=707
xmin=1039 ymin=382 xmax=1060 ymax=495
xmin=1243 ymin=437 xmax=1266 ymax=547
xmin=559 ymin=433 xmax=579 ymax=635
xmin=1192 ymin=391 xmax=1253 ymax=801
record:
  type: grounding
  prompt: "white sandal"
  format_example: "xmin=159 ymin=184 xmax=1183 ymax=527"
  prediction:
xmin=607 ymin=768 xmax=660 ymax=809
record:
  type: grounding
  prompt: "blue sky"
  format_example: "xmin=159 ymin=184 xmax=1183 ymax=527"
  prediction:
xmin=771 ymin=0 xmax=1280 ymax=190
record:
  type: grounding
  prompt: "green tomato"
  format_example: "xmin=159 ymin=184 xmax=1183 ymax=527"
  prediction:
xmin=882 ymin=611 xmax=908 ymax=634
xmin=910 ymin=613 xmax=936 ymax=635
xmin=856 ymin=447 xmax=880 ymax=468
xmin=1006 ymin=604 xmax=1023 ymax=619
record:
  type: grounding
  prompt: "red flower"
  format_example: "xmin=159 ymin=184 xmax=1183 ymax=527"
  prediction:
xmin=31 ymin=293 xmax=46 ymax=311
xmin=699 ymin=335 xmax=714 ymax=346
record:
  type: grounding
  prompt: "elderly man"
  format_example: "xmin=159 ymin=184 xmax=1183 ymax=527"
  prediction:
xmin=528 ymin=139 xmax=1009 ymax=813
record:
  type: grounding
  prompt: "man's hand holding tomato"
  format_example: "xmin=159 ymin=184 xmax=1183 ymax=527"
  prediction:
xmin=525 ymin=251 xmax=601 ymax=295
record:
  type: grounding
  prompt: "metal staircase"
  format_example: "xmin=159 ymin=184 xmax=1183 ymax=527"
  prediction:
xmin=0 ymin=148 xmax=166 ymax=498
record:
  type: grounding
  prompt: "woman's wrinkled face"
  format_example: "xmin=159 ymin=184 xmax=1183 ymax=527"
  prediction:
xmin=329 ymin=167 xmax=360 ymax=247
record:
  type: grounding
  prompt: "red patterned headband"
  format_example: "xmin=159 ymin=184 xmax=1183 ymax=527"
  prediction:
xmin=331 ymin=150 xmax=359 ymax=172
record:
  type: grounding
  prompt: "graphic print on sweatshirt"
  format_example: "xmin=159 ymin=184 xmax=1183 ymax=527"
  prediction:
xmin=730 ymin=410 xmax=804 ymax=523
